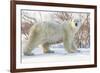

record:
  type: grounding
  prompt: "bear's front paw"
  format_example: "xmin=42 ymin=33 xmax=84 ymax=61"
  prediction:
xmin=67 ymin=49 xmax=76 ymax=53
xmin=67 ymin=49 xmax=80 ymax=53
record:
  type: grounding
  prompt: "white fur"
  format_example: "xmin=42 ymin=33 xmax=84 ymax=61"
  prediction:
xmin=23 ymin=20 xmax=81 ymax=55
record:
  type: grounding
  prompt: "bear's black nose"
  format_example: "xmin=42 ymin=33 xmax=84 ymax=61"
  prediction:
xmin=75 ymin=23 xmax=78 ymax=26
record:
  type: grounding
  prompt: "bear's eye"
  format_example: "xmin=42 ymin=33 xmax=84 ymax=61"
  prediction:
xmin=75 ymin=23 xmax=78 ymax=26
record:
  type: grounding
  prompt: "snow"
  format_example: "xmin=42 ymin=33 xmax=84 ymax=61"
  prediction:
xmin=22 ymin=44 xmax=90 ymax=65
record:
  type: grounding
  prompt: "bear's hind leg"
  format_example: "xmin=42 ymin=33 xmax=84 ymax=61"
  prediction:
xmin=24 ymin=41 xmax=35 ymax=56
xmin=23 ymin=25 xmax=41 ymax=56
xmin=41 ymin=43 xmax=54 ymax=54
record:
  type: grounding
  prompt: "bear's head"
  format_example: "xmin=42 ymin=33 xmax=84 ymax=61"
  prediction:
xmin=61 ymin=19 xmax=82 ymax=36
xmin=68 ymin=19 xmax=82 ymax=33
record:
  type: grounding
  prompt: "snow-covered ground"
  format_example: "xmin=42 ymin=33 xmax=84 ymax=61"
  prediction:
xmin=22 ymin=44 xmax=90 ymax=65
xmin=20 ymin=35 xmax=91 ymax=68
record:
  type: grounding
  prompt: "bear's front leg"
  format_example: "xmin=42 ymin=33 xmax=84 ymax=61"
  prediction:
xmin=71 ymin=41 xmax=77 ymax=51
xmin=63 ymin=31 xmax=76 ymax=53
xmin=71 ymin=41 xmax=80 ymax=53
xmin=64 ymin=39 xmax=76 ymax=53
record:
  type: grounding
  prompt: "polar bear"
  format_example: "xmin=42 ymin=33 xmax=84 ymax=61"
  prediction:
xmin=23 ymin=20 xmax=81 ymax=56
